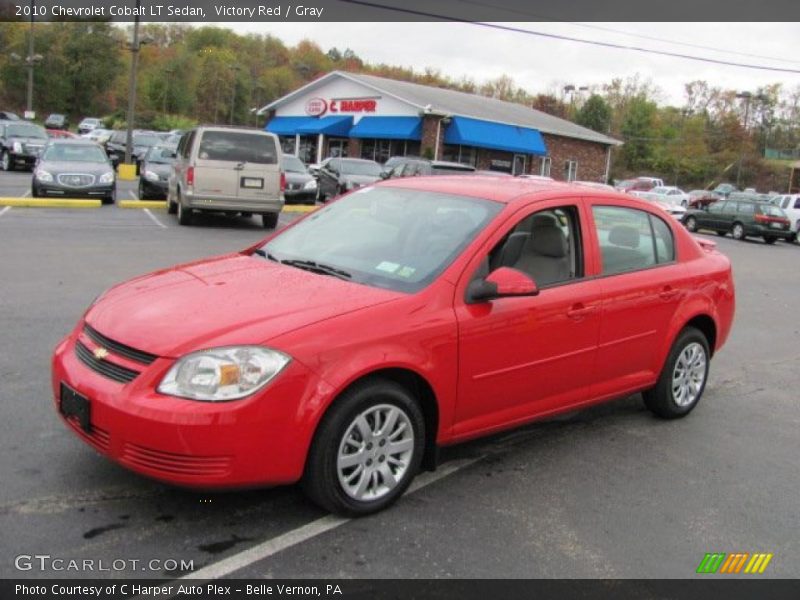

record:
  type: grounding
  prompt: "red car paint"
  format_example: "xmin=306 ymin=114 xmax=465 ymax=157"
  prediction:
xmin=52 ymin=178 xmax=735 ymax=488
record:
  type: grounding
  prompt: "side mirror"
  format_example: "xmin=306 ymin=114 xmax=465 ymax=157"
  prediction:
xmin=466 ymin=267 xmax=539 ymax=304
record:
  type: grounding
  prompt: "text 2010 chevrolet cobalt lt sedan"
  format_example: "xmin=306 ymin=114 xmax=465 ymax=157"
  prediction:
xmin=53 ymin=178 xmax=735 ymax=515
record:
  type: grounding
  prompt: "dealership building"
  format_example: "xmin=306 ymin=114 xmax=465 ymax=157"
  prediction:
xmin=259 ymin=71 xmax=621 ymax=180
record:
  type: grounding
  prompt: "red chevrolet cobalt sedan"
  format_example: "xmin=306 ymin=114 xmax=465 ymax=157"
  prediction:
xmin=53 ymin=177 xmax=735 ymax=515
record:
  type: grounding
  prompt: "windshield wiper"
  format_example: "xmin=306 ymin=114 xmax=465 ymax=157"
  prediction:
xmin=281 ymin=259 xmax=352 ymax=280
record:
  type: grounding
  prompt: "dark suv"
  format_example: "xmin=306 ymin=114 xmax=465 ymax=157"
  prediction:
xmin=0 ymin=120 xmax=48 ymax=171
xmin=384 ymin=158 xmax=475 ymax=179
xmin=682 ymin=197 xmax=792 ymax=244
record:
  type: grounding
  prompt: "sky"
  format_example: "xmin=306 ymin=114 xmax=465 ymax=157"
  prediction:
xmin=222 ymin=21 xmax=800 ymax=106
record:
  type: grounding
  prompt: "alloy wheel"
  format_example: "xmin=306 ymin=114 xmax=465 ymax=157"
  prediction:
xmin=671 ymin=342 xmax=707 ymax=407
xmin=336 ymin=404 xmax=414 ymax=502
xmin=686 ymin=216 xmax=697 ymax=232
xmin=1 ymin=152 xmax=8 ymax=171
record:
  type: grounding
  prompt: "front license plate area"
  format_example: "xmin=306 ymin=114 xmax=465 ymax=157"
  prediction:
xmin=60 ymin=383 xmax=91 ymax=433
xmin=241 ymin=177 xmax=264 ymax=189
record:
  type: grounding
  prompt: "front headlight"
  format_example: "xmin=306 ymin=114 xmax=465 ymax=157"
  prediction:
xmin=303 ymin=179 xmax=317 ymax=190
xmin=158 ymin=346 xmax=291 ymax=402
xmin=143 ymin=170 xmax=159 ymax=182
xmin=35 ymin=169 xmax=53 ymax=182
xmin=99 ymin=171 xmax=115 ymax=184
xmin=12 ymin=141 xmax=23 ymax=153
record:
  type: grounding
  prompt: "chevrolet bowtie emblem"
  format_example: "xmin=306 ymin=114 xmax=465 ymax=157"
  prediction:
xmin=93 ymin=347 xmax=109 ymax=360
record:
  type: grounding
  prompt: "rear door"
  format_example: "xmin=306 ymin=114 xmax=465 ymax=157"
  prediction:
xmin=234 ymin=132 xmax=280 ymax=202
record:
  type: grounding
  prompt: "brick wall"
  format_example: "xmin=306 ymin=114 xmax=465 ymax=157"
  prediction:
xmin=421 ymin=115 xmax=445 ymax=160
xmin=542 ymin=134 xmax=610 ymax=182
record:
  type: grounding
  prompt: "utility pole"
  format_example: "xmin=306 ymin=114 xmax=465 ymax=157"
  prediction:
xmin=11 ymin=0 xmax=43 ymax=117
xmin=124 ymin=0 xmax=142 ymax=166
xmin=162 ymin=67 xmax=175 ymax=115
xmin=674 ymin=108 xmax=693 ymax=186
xmin=735 ymin=91 xmax=753 ymax=189
xmin=229 ymin=65 xmax=241 ymax=125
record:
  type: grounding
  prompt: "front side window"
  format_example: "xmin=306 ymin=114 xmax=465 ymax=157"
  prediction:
xmin=737 ymin=202 xmax=755 ymax=215
xmin=482 ymin=206 xmax=583 ymax=288
xmin=707 ymin=201 xmax=726 ymax=214
xmin=262 ymin=187 xmax=502 ymax=293
xmin=593 ymin=206 xmax=674 ymax=276
xmin=197 ymin=131 xmax=277 ymax=164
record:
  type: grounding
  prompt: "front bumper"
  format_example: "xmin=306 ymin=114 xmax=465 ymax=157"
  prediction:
xmin=9 ymin=152 xmax=38 ymax=169
xmin=749 ymin=224 xmax=792 ymax=239
xmin=140 ymin=178 xmax=168 ymax=198
xmin=52 ymin=329 xmax=327 ymax=488
xmin=284 ymin=189 xmax=316 ymax=204
xmin=185 ymin=190 xmax=284 ymax=214
xmin=36 ymin=182 xmax=114 ymax=198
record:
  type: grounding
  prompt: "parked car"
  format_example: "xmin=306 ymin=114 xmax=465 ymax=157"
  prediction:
xmin=682 ymin=198 xmax=792 ymax=243
xmin=77 ymin=117 xmax=103 ymax=135
xmin=649 ymin=186 xmax=690 ymax=207
xmin=168 ymin=126 xmax=284 ymax=228
xmin=84 ymin=128 xmax=112 ymax=145
xmin=32 ymin=139 xmax=116 ymax=204
xmin=46 ymin=129 xmax=78 ymax=139
xmin=773 ymin=193 xmax=800 ymax=242
xmin=383 ymin=158 xmax=475 ymax=179
xmin=630 ymin=191 xmax=686 ymax=220
xmin=615 ymin=178 xmax=656 ymax=193
xmin=105 ymin=130 xmax=162 ymax=172
xmin=712 ymin=183 xmax=737 ymax=198
xmin=382 ymin=155 xmax=420 ymax=175
xmin=0 ymin=110 xmax=20 ymax=121
xmin=52 ymin=178 xmax=735 ymax=516
xmin=574 ymin=181 xmax=615 ymax=191
xmin=0 ymin=120 xmax=48 ymax=171
xmin=138 ymin=144 xmax=176 ymax=200
xmin=687 ymin=190 xmax=721 ymax=209
xmin=282 ymin=154 xmax=317 ymax=205
xmin=316 ymin=157 xmax=383 ymax=202
xmin=44 ymin=113 xmax=69 ymax=130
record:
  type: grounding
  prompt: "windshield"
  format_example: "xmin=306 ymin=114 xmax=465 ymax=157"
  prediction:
xmin=7 ymin=124 xmax=47 ymax=139
xmin=282 ymin=155 xmax=308 ymax=173
xmin=261 ymin=187 xmax=502 ymax=293
xmin=133 ymin=134 xmax=161 ymax=147
xmin=146 ymin=146 xmax=175 ymax=163
xmin=340 ymin=160 xmax=382 ymax=177
xmin=42 ymin=144 xmax=107 ymax=163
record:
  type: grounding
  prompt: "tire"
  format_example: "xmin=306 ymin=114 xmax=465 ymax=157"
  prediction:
xmin=716 ymin=230 xmax=727 ymax=237
xmin=177 ymin=197 xmax=193 ymax=226
xmin=763 ymin=236 xmax=777 ymax=245
xmin=731 ymin=222 xmax=745 ymax=241
xmin=261 ymin=212 xmax=279 ymax=229
xmin=166 ymin=189 xmax=177 ymax=214
xmin=101 ymin=189 xmax=116 ymax=205
xmin=788 ymin=231 xmax=797 ymax=243
xmin=301 ymin=378 xmax=425 ymax=516
xmin=315 ymin=185 xmax=324 ymax=203
xmin=1 ymin=150 xmax=13 ymax=172
xmin=137 ymin=182 xmax=147 ymax=201
xmin=31 ymin=185 xmax=39 ymax=198
xmin=643 ymin=326 xmax=710 ymax=419
xmin=685 ymin=216 xmax=697 ymax=232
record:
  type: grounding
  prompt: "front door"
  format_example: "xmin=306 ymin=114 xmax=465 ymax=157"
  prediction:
xmin=513 ymin=154 xmax=526 ymax=176
xmin=452 ymin=200 xmax=602 ymax=439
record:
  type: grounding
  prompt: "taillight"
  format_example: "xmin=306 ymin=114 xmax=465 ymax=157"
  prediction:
xmin=186 ymin=166 xmax=194 ymax=186
xmin=280 ymin=171 xmax=286 ymax=192
xmin=754 ymin=214 xmax=768 ymax=224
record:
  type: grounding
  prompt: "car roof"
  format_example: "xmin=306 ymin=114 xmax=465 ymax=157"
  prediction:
xmin=378 ymin=175 xmax=626 ymax=204
xmin=46 ymin=138 xmax=101 ymax=145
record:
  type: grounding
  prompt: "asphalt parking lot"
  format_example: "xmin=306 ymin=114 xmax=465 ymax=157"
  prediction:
xmin=1 ymin=168 xmax=798 ymax=580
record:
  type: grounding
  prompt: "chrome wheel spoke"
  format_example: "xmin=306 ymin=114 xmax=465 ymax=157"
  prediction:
xmin=338 ymin=451 xmax=365 ymax=469
xmin=388 ymin=438 xmax=413 ymax=455
xmin=377 ymin=463 xmax=399 ymax=491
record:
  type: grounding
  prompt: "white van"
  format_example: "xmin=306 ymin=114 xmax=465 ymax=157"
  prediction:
xmin=775 ymin=193 xmax=800 ymax=242
xmin=168 ymin=126 xmax=284 ymax=228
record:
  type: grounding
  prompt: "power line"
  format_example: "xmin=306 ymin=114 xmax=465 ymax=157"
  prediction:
xmin=447 ymin=0 xmax=800 ymax=66
xmin=337 ymin=0 xmax=800 ymax=75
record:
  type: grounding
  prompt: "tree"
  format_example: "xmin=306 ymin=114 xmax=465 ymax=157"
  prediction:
xmin=620 ymin=96 xmax=658 ymax=170
xmin=575 ymin=94 xmax=611 ymax=133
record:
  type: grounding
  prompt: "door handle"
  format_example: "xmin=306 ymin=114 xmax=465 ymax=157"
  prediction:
xmin=567 ymin=304 xmax=597 ymax=320
xmin=659 ymin=286 xmax=679 ymax=301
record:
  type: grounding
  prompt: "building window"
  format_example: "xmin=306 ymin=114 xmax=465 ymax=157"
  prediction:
xmin=441 ymin=144 xmax=477 ymax=166
xmin=359 ymin=139 xmax=420 ymax=163
xmin=279 ymin=136 xmax=296 ymax=155
xmin=564 ymin=160 xmax=578 ymax=182
xmin=540 ymin=156 xmax=551 ymax=177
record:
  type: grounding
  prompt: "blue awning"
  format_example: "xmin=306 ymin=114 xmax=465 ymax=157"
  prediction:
xmin=443 ymin=116 xmax=547 ymax=155
xmin=266 ymin=116 xmax=353 ymax=137
xmin=348 ymin=117 xmax=423 ymax=140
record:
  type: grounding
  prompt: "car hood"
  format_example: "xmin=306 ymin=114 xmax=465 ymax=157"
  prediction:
xmin=39 ymin=160 xmax=113 ymax=176
xmin=143 ymin=162 xmax=173 ymax=176
xmin=85 ymin=254 xmax=403 ymax=358
xmin=342 ymin=174 xmax=381 ymax=185
xmin=285 ymin=171 xmax=313 ymax=185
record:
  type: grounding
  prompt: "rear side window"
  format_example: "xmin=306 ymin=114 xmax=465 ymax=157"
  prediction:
xmin=794 ymin=198 xmax=800 ymax=210
xmin=197 ymin=131 xmax=277 ymax=164
xmin=593 ymin=206 xmax=674 ymax=276
xmin=737 ymin=202 xmax=755 ymax=215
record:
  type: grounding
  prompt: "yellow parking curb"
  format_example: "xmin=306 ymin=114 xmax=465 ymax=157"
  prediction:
xmin=0 ymin=198 xmax=102 ymax=208
xmin=117 ymin=164 xmax=137 ymax=181
xmin=283 ymin=205 xmax=318 ymax=213
xmin=118 ymin=200 xmax=167 ymax=209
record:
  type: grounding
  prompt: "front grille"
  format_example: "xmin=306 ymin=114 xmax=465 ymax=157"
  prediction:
xmin=121 ymin=443 xmax=232 ymax=477
xmin=288 ymin=183 xmax=302 ymax=190
xmin=83 ymin=324 xmax=157 ymax=366
xmin=57 ymin=173 xmax=96 ymax=188
xmin=75 ymin=341 xmax=140 ymax=383
xmin=65 ymin=418 xmax=111 ymax=453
